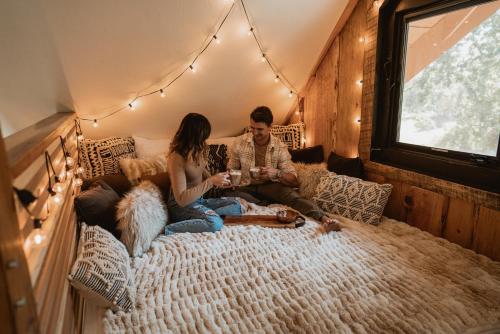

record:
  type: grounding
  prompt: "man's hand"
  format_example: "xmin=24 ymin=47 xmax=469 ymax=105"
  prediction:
xmin=259 ymin=167 xmax=280 ymax=181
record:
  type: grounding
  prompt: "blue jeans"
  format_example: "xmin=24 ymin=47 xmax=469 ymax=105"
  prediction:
xmin=166 ymin=195 xmax=242 ymax=234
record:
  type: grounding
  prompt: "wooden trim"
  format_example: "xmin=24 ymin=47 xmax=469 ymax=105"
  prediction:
xmin=0 ymin=128 xmax=39 ymax=333
xmin=4 ymin=112 xmax=76 ymax=179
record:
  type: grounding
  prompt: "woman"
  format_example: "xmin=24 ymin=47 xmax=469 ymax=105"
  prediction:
xmin=166 ymin=113 xmax=242 ymax=234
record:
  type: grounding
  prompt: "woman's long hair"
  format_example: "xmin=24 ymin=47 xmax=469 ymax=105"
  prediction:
xmin=169 ymin=113 xmax=211 ymax=165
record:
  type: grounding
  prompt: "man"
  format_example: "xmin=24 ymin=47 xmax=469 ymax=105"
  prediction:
xmin=226 ymin=106 xmax=340 ymax=230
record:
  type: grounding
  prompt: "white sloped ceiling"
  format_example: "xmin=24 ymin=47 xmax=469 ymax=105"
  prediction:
xmin=2 ymin=0 xmax=350 ymax=139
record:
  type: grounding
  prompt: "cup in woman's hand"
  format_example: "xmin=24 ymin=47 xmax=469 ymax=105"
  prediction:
xmin=229 ymin=170 xmax=241 ymax=186
xmin=250 ymin=167 xmax=260 ymax=179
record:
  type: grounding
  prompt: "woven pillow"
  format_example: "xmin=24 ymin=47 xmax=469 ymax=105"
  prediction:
xmin=68 ymin=224 xmax=135 ymax=312
xmin=79 ymin=137 xmax=136 ymax=179
xmin=313 ymin=174 xmax=392 ymax=225
xmin=205 ymin=144 xmax=228 ymax=198
xmin=116 ymin=181 xmax=168 ymax=257
xmin=244 ymin=123 xmax=304 ymax=150
xmin=119 ymin=154 xmax=168 ymax=185
xmin=293 ymin=162 xmax=329 ymax=200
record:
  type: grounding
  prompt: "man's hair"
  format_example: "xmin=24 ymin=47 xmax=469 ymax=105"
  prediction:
xmin=250 ymin=106 xmax=273 ymax=126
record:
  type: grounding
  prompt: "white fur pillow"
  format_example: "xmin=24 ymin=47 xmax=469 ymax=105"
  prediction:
xmin=293 ymin=162 xmax=330 ymax=199
xmin=119 ymin=154 xmax=168 ymax=185
xmin=116 ymin=181 xmax=168 ymax=257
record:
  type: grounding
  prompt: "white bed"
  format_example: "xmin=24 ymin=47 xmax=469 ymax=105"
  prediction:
xmin=86 ymin=204 xmax=500 ymax=333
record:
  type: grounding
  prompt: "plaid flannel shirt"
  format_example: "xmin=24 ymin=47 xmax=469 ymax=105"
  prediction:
xmin=228 ymin=133 xmax=297 ymax=185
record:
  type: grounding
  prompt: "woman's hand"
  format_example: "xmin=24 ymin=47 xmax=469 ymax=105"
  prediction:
xmin=209 ymin=172 xmax=231 ymax=188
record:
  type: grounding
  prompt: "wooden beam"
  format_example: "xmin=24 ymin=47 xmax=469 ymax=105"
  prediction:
xmin=4 ymin=112 xmax=76 ymax=179
xmin=0 ymin=127 xmax=39 ymax=333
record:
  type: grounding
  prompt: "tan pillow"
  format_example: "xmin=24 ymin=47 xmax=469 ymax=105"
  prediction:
xmin=119 ymin=154 xmax=168 ymax=185
xmin=313 ymin=174 xmax=392 ymax=225
xmin=116 ymin=181 xmax=168 ymax=257
xmin=68 ymin=224 xmax=135 ymax=311
xmin=293 ymin=162 xmax=329 ymax=199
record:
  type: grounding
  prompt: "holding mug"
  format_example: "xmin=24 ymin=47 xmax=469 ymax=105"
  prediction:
xmin=250 ymin=167 xmax=261 ymax=180
xmin=228 ymin=169 xmax=242 ymax=186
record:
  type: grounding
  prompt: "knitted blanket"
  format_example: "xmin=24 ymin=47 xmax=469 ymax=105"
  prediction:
xmin=103 ymin=205 xmax=500 ymax=333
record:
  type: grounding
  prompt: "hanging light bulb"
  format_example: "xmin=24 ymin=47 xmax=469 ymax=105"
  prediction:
xmin=160 ymin=89 xmax=165 ymax=98
xmin=74 ymin=178 xmax=83 ymax=187
xmin=52 ymin=193 xmax=63 ymax=206
xmin=52 ymin=182 xmax=64 ymax=193
xmin=248 ymin=27 xmax=254 ymax=36
xmin=359 ymin=37 xmax=365 ymax=43
xmin=189 ymin=64 xmax=196 ymax=73
xmin=261 ymin=54 xmax=266 ymax=62
xmin=66 ymin=156 xmax=75 ymax=167
xmin=274 ymin=75 xmax=280 ymax=83
xmin=28 ymin=219 xmax=47 ymax=247
xmin=357 ymin=80 xmax=363 ymax=86
xmin=213 ymin=35 xmax=220 ymax=44
xmin=288 ymin=91 xmax=293 ymax=98
xmin=76 ymin=166 xmax=85 ymax=174
xmin=66 ymin=169 xmax=74 ymax=179
xmin=355 ymin=117 xmax=361 ymax=124
xmin=58 ymin=170 xmax=66 ymax=182
xmin=128 ymin=102 xmax=136 ymax=111
xmin=77 ymin=134 xmax=84 ymax=141
xmin=93 ymin=119 xmax=98 ymax=128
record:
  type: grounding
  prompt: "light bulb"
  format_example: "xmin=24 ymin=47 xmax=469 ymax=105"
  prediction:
xmin=58 ymin=170 xmax=66 ymax=181
xmin=189 ymin=64 xmax=196 ymax=73
xmin=274 ymin=75 xmax=279 ymax=83
xmin=213 ymin=35 xmax=220 ymax=44
xmin=77 ymin=134 xmax=84 ymax=141
xmin=74 ymin=178 xmax=83 ymax=187
xmin=76 ymin=166 xmax=85 ymax=174
xmin=52 ymin=193 xmax=63 ymax=205
xmin=261 ymin=54 xmax=266 ymax=62
xmin=357 ymin=80 xmax=363 ymax=86
xmin=93 ymin=119 xmax=98 ymax=128
xmin=29 ymin=228 xmax=47 ymax=246
xmin=128 ymin=103 xmax=136 ymax=111
xmin=52 ymin=182 xmax=64 ymax=193
xmin=248 ymin=27 xmax=254 ymax=36
xmin=359 ymin=37 xmax=365 ymax=43
xmin=355 ymin=117 xmax=361 ymax=124
xmin=295 ymin=110 xmax=300 ymax=115
xmin=288 ymin=91 xmax=293 ymax=98
xmin=66 ymin=169 xmax=74 ymax=179
xmin=160 ymin=89 xmax=165 ymax=98
xmin=66 ymin=156 xmax=74 ymax=167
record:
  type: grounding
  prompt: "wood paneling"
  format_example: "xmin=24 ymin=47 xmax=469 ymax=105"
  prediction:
xmin=444 ymin=198 xmax=475 ymax=249
xmin=473 ymin=207 xmax=500 ymax=261
xmin=404 ymin=186 xmax=449 ymax=237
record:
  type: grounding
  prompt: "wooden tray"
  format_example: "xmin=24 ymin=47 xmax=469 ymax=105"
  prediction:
xmin=224 ymin=215 xmax=304 ymax=228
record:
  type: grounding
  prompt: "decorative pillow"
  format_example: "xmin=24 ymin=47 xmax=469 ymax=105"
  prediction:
xmin=313 ymin=174 xmax=392 ymax=225
xmin=327 ymin=152 xmax=364 ymax=179
xmin=245 ymin=123 xmax=304 ymax=150
xmin=116 ymin=181 xmax=168 ymax=257
xmin=68 ymin=224 xmax=135 ymax=312
xmin=206 ymin=137 xmax=236 ymax=151
xmin=205 ymin=144 xmax=228 ymax=198
xmin=293 ymin=162 xmax=329 ymax=199
xmin=74 ymin=180 xmax=121 ymax=237
xmin=290 ymin=145 xmax=324 ymax=164
xmin=132 ymin=135 xmax=171 ymax=159
xmin=119 ymin=154 xmax=168 ymax=185
xmin=79 ymin=137 xmax=136 ymax=179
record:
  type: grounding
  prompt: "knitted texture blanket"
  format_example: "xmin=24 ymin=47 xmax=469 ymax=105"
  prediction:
xmin=103 ymin=205 xmax=500 ymax=333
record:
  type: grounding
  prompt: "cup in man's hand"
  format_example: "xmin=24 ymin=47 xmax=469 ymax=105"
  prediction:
xmin=250 ymin=167 xmax=260 ymax=180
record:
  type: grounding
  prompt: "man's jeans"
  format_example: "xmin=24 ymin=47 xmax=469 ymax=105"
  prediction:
xmin=166 ymin=195 xmax=242 ymax=234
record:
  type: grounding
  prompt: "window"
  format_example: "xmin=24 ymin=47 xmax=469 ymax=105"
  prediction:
xmin=372 ymin=0 xmax=500 ymax=193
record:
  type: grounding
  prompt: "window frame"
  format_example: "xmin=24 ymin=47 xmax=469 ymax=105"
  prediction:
xmin=371 ymin=0 xmax=500 ymax=193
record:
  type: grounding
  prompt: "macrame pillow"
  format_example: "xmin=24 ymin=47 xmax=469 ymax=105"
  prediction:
xmin=205 ymin=144 xmax=228 ymax=198
xmin=313 ymin=174 xmax=392 ymax=225
xmin=244 ymin=123 xmax=304 ymax=150
xmin=68 ymin=224 xmax=135 ymax=312
xmin=116 ymin=181 xmax=168 ymax=257
xmin=119 ymin=154 xmax=168 ymax=185
xmin=79 ymin=137 xmax=136 ymax=179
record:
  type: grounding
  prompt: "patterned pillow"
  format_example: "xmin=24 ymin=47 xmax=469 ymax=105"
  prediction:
xmin=244 ymin=123 xmax=304 ymax=150
xmin=313 ymin=174 xmax=392 ymax=225
xmin=205 ymin=144 xmax=228 ymax=198
xmin=68 ymin=224 xmax=135 ymax=311
xmin=79 ymin=137 xmax=136 ymax=179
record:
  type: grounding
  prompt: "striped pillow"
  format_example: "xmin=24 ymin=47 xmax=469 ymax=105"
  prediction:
xmin=68 ymin=224 xmax=135 ymax=311
xmin=313 ymin=174 xmax=392 ymax=225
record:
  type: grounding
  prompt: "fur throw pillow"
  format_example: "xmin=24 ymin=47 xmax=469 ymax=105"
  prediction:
xmin=119 ymin=154 xmax=168 ymax=185
xmin=116 ymin=181 xmax=168 ymax=257
xmin=293 ymin=162 xmax=330 ymax=199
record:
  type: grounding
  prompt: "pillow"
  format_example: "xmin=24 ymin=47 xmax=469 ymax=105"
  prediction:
xmin=293 ymin=162 xmax=330 ymax=199
xmin=119 ymin=154 xmax=168 ymax=185
xmin=132 ymin=135 xmax=170 ymax=159
xmin=244 ymin=123 xmax=304 ymax=150
xmin=313 ymin=174 xmax=392 ymax=225
xmin=79 ymin=137 xmax=136 ymax=179
xmin=206 ymin=137 xmax=236 ymax=151
xmin=68 ymin=224 xmax=135 ymax=312
xmin=205 ymin=144 xmax=228 ymax=198
xmin=327 ymin=152 xmax=364 ymax=179
xmin=290 ymin=145 xmax=324 ymax=164
xmin=116 ymin=181 xmax=168 ymax=257
xmin=74 ymin=180 xmax=121 ymax=237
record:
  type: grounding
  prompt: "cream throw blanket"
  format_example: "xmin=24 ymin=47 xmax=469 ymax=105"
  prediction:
xmin=103 ymin=205 xmax=500 ymax=333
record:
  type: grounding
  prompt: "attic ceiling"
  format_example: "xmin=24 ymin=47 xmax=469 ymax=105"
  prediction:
xmin=1 ymin=0 xmax=350 ymax=139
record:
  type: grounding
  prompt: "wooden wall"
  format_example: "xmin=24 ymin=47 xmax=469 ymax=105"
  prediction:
xmin=289 ymin=0 xmax=500 ymax=261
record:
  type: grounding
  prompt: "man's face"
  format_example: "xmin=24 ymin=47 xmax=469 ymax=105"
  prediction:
xmin=250 ymin=119 xmax=271 ymax=142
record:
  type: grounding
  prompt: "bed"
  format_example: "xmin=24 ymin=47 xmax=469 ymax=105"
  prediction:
xmin=87 ymin=204 xmax=500 ymax=333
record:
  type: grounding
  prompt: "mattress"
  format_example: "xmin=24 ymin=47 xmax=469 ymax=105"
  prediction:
xmin=103 ymin=205 xmax=500 ymax=333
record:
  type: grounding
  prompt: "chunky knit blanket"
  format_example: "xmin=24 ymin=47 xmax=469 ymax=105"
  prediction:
xmin=103 ymin=205 xmax=500 ymax=333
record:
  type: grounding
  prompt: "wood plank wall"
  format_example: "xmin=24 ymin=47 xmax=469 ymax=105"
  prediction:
xmin=288 ymin=0 xmax=500 ymax=261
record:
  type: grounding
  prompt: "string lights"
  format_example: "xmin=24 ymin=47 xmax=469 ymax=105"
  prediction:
xmin=14 ymin=187 xmax=48 ymax=247
xmin=77 ymin=0 xmax=298 ymax=126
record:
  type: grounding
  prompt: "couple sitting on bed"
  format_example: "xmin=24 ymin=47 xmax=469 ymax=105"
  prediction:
xmin=165 ymin=106 xmax=340 ymax=235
